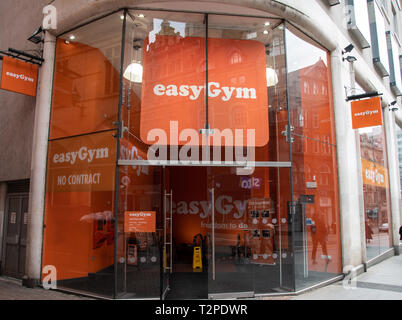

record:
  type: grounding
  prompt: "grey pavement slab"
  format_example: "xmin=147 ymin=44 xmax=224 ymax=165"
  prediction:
xmin=0 ymin=277 xmax=93 ymax=300
xmin=274 ymin=254 xmax=402 ymax=300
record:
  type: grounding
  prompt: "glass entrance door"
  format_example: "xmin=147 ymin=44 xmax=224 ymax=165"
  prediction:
xmin=207 ymin=167 xmax=255 ymax=298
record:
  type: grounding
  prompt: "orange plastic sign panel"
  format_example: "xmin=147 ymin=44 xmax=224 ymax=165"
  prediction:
xmin=361 ymin=158 xmax=389 ymax=188
xmin=46 ymin=131 xmax=117 ymax=192
xmin=0 ymin=56 xmax=38 ymax=96
xmin=140 ymin=35 xmax=269 ymax=147
xmin=351 ymin=97 xmax=383 ymax=129
xmin=124 ymin=211 xmax=156 ymax=233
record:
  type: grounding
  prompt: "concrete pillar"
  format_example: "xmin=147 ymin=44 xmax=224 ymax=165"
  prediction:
xmin=24 ymin=31 xmax=56 ymax=287
xmin=383 ymin=109 xmax=401 ymax=255
xmin=0 ymin=182 xmax=7 ymax=269
xmin=331 ymin=47 xmax=364 ymax=272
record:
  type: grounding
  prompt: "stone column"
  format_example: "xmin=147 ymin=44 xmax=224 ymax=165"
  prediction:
xmin=24 ymin=31 xmax=56 ymax=287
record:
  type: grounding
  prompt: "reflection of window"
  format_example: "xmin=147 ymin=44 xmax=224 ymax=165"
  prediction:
xmin=314 ymin=136 xmax=320 ymax=153
xmin=313 ymin=83 xmax=318 ymax=95
xmin=304 ymin=81 xmax=309 ymax=94
xmin=313 ymin=115 xmax=319 ymax=128
xmin=320 ymin=165 xmax=330 ymax=185
xmin=230 ymin=51 xmax=242 ymax=64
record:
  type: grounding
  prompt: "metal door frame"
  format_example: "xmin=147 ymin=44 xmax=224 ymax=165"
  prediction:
xmin=1 ymin=193 xmax=29 ymax=279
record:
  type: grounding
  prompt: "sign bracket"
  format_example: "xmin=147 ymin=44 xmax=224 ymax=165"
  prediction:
xmin=346 ymin=91 xmax=382 ymax=102
xmin=0 ymin=48 xmax=44 ymax=66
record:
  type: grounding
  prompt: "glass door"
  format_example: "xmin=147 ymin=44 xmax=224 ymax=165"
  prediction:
xmin=207 ymin=166 xmax=255 ymax=298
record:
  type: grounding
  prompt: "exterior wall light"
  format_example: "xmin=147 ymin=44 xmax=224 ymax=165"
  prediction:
xmin=343 ymin=55 xmax=357 ymax=62
xmin=27 ymin=26 xmax=44 ymax=44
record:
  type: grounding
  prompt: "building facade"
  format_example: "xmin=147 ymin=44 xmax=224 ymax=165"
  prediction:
xmin=0 ymin=0 xmax=401 ymax=299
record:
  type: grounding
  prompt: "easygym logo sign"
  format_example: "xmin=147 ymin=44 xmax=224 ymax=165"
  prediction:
xmin=0 ymin=56 xmax=38 ymax=97
xmin=5 ymin=71 xmax=35 ymax=83
xmin=53 ymin=146 xmax=109 ymax=165
xmin=47 ymin=131 xmax=116 ymax=192
xmin=361 ymin=158 xmax=388 ymax=188
xmin=141 ymin=35 xmax=269 ymax=147
xmin=153 ymin=82 xmax=257 ymax=101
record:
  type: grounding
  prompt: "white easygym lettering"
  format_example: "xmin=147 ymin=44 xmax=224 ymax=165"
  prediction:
xmin=5 ymin=71 xmax=34 ymax=82
xmin=53 ymin=146 xmax=109 ymax=165
xmin=153 ymin=82 xmax=257 ymax=101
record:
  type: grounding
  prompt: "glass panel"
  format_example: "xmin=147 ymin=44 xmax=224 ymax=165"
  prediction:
xmin=49 ymin=13 xmax=123 ymax=140
xmin=116 ymin=164 xmax=163 ymax=299
xmin=207 ymin=166 xmax=255 ymax=297
xmin=207 ymin=16 xmax=289 ymax=163
xmin=42 ymin=130 xmax=117 ymax=298
xmin=206 ymin=166 xmax=294 ymax=296
xmin=43 ymin=12 xmax=123 ymax=298
xmin=122 ymin=10 xmax=206 ymax=163
xmin=254 ymin=167 xmax=294 ymax=293
xmin=286 ymin=24 xmax=342 ymax=291
xmin=359 ymin=126 xmax=393 ymax=260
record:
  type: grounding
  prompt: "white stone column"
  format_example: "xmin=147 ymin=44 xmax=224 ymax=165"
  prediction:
xmin=383 ymin=109 xmax=401 ymax=255
xmin=331 ymin=47 xmax=364 ymax=273
xmin=24 ymin=31 xmax=56 ymax=287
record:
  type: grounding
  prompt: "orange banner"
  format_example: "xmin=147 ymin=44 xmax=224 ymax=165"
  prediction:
xmin=361 ymin=158 xmax=389 ymax=188
xmin=140 ymin=35 xmax=269 ymax=147
xmin=351 ymin=97 xmax=383 ymax=129
xmin=0 ymin=56 xmax=38 ymax=96
xmin=124 ymin=211 xmax=156 ymax=233
xmin=46 ymin=131 xmax=117 ymax=192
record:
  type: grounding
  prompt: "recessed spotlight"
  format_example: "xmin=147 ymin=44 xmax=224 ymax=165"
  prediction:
xmin=263 ymin=30 xmax=269 ymax=35
xmin=264 ymin=22 xmax=271 ymax=26
xmin=138 ymin=14 xmax=145 ymax=18
xmin=69 ymin=35 xmax=75 ymax=40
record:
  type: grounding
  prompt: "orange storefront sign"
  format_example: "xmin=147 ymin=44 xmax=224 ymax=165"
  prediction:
xmin=140 ymin=35 xmax=269 ymax=147
xmin=124 ymin=211 xmax=156 ymax=233
xmin=361 ymin=158 xmax=389 ymax=188
xmin=351 ymin=97 xmax=383 ymax=129
xmin=0 ymin=56 xmax=38 ymax=96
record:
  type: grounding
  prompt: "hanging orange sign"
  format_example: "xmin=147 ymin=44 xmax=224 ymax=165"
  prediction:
xmin=361 ymin=158 xmax=389 ymax=188
xmin=124 ymin=211 xmax=156 ymax=233
xmin=0 ymin=56 xmax=39 ymax=96
xmin=351 ymin=97 xmax=383 ymax=129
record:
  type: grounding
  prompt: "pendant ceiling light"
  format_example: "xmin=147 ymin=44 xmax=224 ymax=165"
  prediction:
xmin=123 ymin=61 xmax=143 ymax=83
xmin=266 ymin=67 xmax=279 ymax=87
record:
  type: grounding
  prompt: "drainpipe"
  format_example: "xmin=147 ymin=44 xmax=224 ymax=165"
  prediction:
xmin=23 ymin=31 xmax=56 ymax=288
xmin=331 ymin=47 xmax=364 ymax=273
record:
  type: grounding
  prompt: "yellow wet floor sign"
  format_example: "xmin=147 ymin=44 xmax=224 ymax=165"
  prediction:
xmin=193 ymin=246 xmax=202 ymax=271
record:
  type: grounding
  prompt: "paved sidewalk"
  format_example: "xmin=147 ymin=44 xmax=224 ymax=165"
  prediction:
xmin=1 ymin=254 xmax=401 ymax=300
xmin=266 ymin=254 xmax=402 ymax=300
xmin=0 ymin=277 xmax=92 ymax=300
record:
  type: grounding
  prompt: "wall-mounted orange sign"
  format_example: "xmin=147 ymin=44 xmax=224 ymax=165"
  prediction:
xmin=351 ymin=97 xmax=383 ymax=129
xmin=140 ymin=35 xmax=269 ymax=147
xmin=361 ymin=158 xmax=389 ymax=188
xmin=124 ymin=211 xmax=156 ymax=233
xmin=0 ymin=56 xmax=38 ymax=96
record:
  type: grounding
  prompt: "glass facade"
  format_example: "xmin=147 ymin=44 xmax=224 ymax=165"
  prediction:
xmin=42 ymin=8 xmax=342 ymax=299
xmin=359 ymin=126 xmax=393 ymax=260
